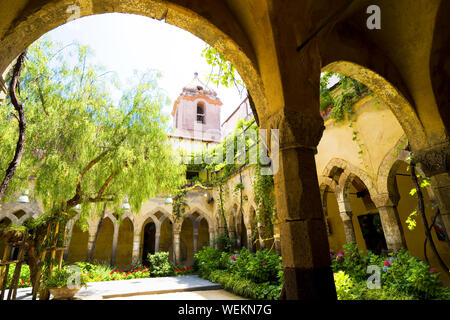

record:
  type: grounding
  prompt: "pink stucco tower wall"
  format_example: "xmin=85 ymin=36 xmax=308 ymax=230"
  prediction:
xmin=171 ymin=73 xmax=222 ymax=142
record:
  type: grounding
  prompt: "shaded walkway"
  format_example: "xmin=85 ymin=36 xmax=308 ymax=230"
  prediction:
xmin=11 ymin=275 xmax=241 ymax=300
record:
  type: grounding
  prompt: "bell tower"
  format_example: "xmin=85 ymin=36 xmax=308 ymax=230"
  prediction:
xmin=171 ymin=72 xmax=222 ymax=142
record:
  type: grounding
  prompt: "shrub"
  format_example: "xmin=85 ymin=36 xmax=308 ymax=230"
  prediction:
xmin=245 ymin=249 xmax=282 ymax=284
xmin=331 ymin=242 xmax=372 ymax=282
xmin=6 ymin=264 xmax=31 ymax=288
xmin=348 ymin=281 xmax=416 ymax=300
xmin=43 ymin=266 xmax=88 ymax=289
xmin=334 ymin=271 xmax=355 ymax=300
xmin=380 ymin=249 xmax=450 ymax=300
xmin=173 ymin=266 xmax=193 ymax=276
xmin=194 ymin=246 xmax=224 ymax=277
xmin=147 ymin=251 xmax=174 ymax=277
xmin=212 ymin=234 xmax=232 ymax=252
xmin=332 ymin=245 xmax=450 ymax=300
xmin=228 ymin=247 xmax=252 ymax=278
xmin=195 ymin=246 xmax=283 ymax=300
xmin=207 ymin=270 xmax=281 ymax=300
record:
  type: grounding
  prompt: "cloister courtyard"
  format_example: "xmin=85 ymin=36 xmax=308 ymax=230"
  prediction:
xmin=0 ymin=0 xmax=450 ymax=307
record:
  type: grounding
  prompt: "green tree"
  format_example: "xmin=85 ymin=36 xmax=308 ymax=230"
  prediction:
xmin=1 ymin=38 xmax=186 ymax=292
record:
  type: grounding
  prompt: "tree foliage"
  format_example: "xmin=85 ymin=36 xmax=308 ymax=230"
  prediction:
xmin=320 ymin=72 xmax=369 ymax=121
xmin=1 ymin=37 xmax=185 ymax=225
xmin=202 ymin=45 xmax=245 ymax=97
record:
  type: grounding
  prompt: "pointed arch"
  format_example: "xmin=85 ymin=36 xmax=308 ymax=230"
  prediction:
xmin=322 ymin=61 xmax=427 ymax=150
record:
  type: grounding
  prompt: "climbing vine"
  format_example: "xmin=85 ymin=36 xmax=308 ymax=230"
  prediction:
xmin=253 ymin=162 xmax=276 ymax=249
xmin=202 ymin=45 xmax=246 ymax=97
xmin=321 ymin=73 xmax=373 ymax=168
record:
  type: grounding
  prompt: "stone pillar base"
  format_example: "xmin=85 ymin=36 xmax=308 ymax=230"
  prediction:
xmin=281 ymin=266 xmax=337 ymax=300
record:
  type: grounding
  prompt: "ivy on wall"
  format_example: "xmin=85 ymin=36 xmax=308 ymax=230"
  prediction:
xmin=253 ymin=163 xmax=276 ymax=249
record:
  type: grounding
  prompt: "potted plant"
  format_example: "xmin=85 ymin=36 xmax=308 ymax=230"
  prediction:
xmin=43 ymin=266 xmax=88 ymax=300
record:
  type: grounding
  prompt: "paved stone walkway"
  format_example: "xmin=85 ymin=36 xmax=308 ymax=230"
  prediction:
xmin=10 ymin=275 xmax=244 ymax=300
xmin=105 ymin=289 xmax=246 ymax=300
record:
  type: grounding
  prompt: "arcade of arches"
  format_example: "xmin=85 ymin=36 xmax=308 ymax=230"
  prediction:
xmin=1 ymin=0 xmax=450 ymax=299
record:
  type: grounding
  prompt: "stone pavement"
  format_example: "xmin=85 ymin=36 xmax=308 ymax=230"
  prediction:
xmin=10 ymin=275 xmax=240 ymax=300
xmin=105 ymin=289 xmax=247 ymax=300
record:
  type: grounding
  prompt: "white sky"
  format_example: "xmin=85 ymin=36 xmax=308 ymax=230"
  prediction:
xmin=45 ymin=13 xmax=246 ymax=123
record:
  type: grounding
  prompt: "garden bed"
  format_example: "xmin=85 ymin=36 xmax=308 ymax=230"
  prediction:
xmin=194 ymin=245 xmax=450 ymax=300
xmin=4 ymin=252 xmax=193 ymax=289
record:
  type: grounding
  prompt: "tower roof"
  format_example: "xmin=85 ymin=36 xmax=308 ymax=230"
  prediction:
xmin=181 ymin=72 xmax=218 ymax=98
xmin=172 ymin=72 xmax=222 ymax=116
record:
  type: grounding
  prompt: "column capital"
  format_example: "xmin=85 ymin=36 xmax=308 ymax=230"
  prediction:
xmin=261 ymin=109 xmax=325 ymax=150
xmin=372 ymin=193 xmax=399 ymax=208
xmin=412 ymin=142 xmax=450 ymax=177
xmin=339 ymin=211 xmax=353 ymax=221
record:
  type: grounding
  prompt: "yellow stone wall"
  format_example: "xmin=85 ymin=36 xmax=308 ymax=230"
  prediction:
xmin=316 ymin=95 xmax=450 ymax=286
xmin=116 ymin=218 xmax=133 ymax=269
xmin=93 ymin=217 xmax=114 ymax=265
xmin=66 ymin=224 xmax=88 ymax=264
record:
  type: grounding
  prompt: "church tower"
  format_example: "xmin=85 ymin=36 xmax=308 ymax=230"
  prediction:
xmin=171 ymin=72 xmax=222 ymax=142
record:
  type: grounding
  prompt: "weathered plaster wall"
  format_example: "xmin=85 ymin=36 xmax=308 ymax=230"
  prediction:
xmin=66 ymin=224 xmax=88 ymax=264
xmin=116 ymin=218 xmax=133 ymax=268
xmin=316 ymin=94 xmax=405 ymax=180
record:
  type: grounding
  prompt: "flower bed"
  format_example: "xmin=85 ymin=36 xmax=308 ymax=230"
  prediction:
xmin=331 ymin=242 xmax=450 ymax=300
xmin=3 ymin=252 xmax=193 ymax=289
xmin=4 ymin=264 xmax=32 ymax=288
xmin=195 ymin=244 xmax=450 ymax=300
xmin=194 ymin=247 xmax=283 ymax=300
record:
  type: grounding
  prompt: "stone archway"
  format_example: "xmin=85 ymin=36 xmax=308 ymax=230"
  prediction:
xmin=237 ymin=208 xmax=247 ymax=250
xmin=247 ymin=205 xmax=257 ymax=252
xmin=343 ymin=174 xmax=388 ymax=255
xmin=159 ymin=216 xmax=173 ymax=261
xmin=141 ymin=218 xmax=156 ymax=266
xmin=66 ymin=222 xmax=89 ymax=264
xmin=0 ymin=0 xmax=267 ymax=122
xmin=180 ymin=215 xmax=194 ymax=266
xmin=197 ymin=217 xmax=210 ymax=252
xmin=322 ymin=62 xmax=428 ymax=151
xmin=319 ymin=182 xmax=346 ymax=253
xmin=93 ymin=216 xmax=114 ymax=264
xmin=116 ymin=217 xmax=134 ymax=269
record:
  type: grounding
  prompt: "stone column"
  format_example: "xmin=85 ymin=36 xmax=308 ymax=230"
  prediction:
xmin=86 ymin=231 xmax=96 ymax=260
xmin=63 ymin=222 xmax=73 ymax=261
xmin=236 ymin=228 xmax=242 ymax=250
xmin=131 ymin=231 xmax=141 ymax=266
xmin=372 ymin=194 xmax=407 ymax=251
xmin=256 ymin=222 xmax=266 ymax=249
xmin=110 ymin=226 xmax=119 ymax=267
xmin=209 ymin=230 xmax=215 ymax=248
xmin=193 ymin=227 xmax=199 ymax=254
xmin=264 ymin=109 xmax=335 ymax=299
xmin=336 ymin=190 xmax=357 ymax=244
xmin=247 ymin=230 xmax=254 ymax=252
xmin=413 ymin=143 xmax=450 ymax=240
xmin=228 ymin=228 xmax=237 ymax=251
xmin=173 ymin=232 xmax=181 ymax=265
xmin=155 ymin=231 xmax=160 ymax=253
xmin=274 ymin=234 xmax=281 ymax=255
xmin=254 ymin=1 xmax=338 ymax=299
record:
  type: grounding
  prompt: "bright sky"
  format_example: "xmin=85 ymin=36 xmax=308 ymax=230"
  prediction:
xmin=45 ymin=13 xmax=246 ymax=124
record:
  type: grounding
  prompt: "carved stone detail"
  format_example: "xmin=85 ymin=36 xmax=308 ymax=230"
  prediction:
xmin=372 ymin=193 xmax=399 ymax=208
xmin=413 ymin=142 xmax=450 ymax=177
xmin=263 ymin=109 xmax=325 ymax=150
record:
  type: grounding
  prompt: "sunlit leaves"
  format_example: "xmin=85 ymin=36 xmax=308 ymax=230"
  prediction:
xmin=1 ymin=38 xmax=185 ymax=226
xmin=406 ymin=209 xmax=418 ymax=230
xmin=201 ymin=45 xmax=245 ymax=96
